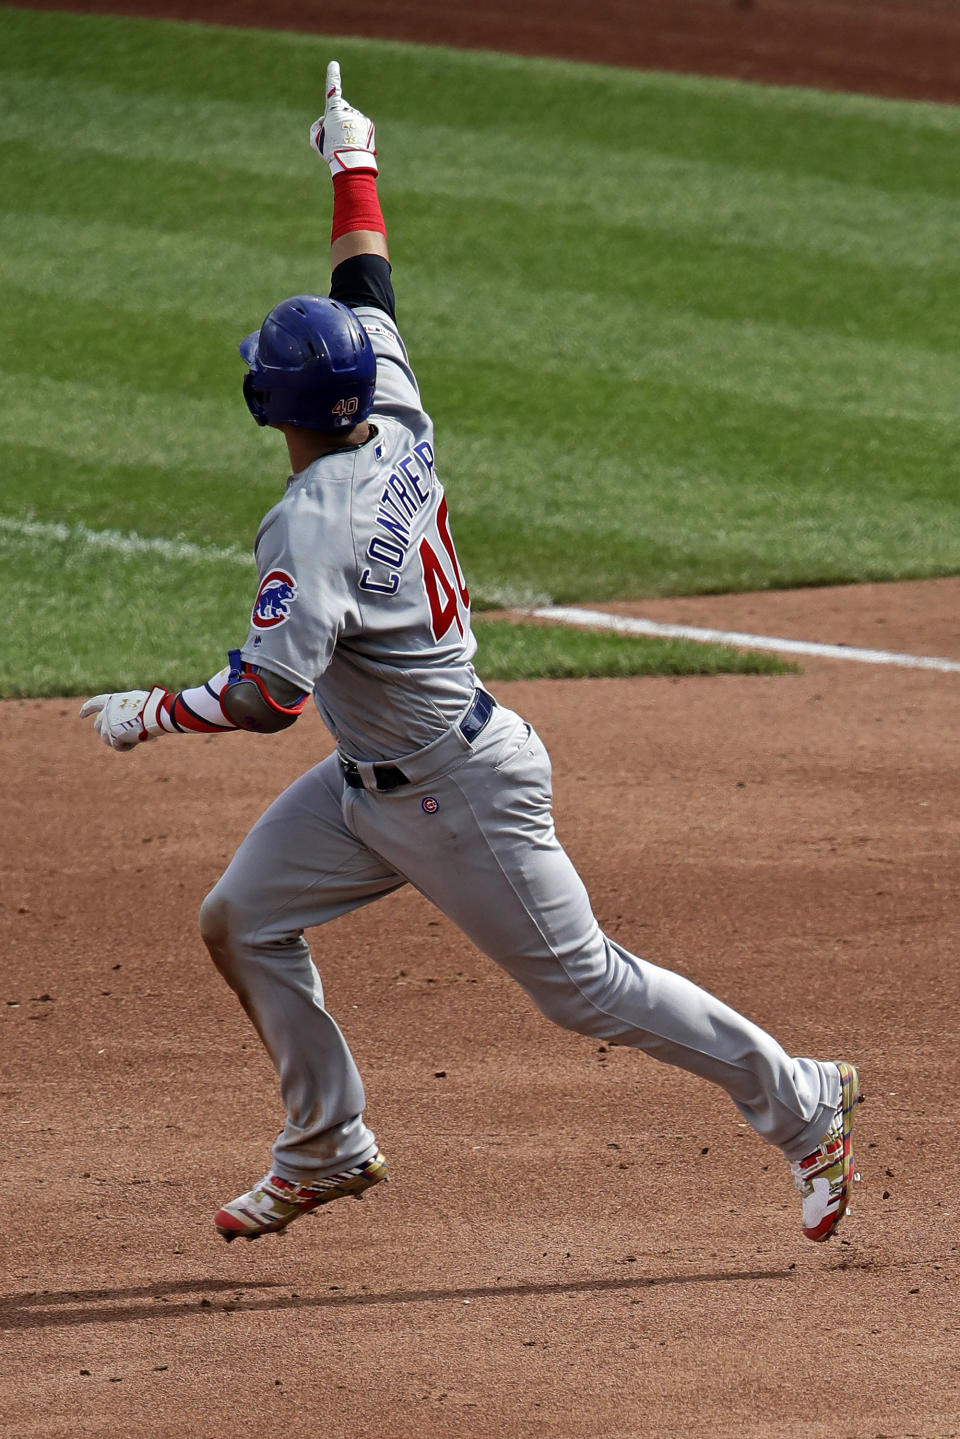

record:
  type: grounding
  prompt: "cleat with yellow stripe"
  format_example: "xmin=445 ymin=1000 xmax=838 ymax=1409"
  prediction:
xmin=215 ymin=1150 xmax=388 ymax=1242
xmin=790 ymin=1062 xmax=862 ymax=1242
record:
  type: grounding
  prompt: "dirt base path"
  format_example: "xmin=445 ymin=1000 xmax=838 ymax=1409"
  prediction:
xmin=4 ymin=601 xmax=960 ymax=1435
xmin=5 ymin=4 xmax=960 ymax=1436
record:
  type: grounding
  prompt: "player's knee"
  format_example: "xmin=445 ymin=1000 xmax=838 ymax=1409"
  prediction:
xmin=521 ymin=980 xmax=592 ymax=1037
xmin=528 ymin=969 xmax=638 ymax=1042
xmin=536 ymin=993 xmax=619 ymax=1040
xmin=199 ymin=883 xmax=300 ymax=967
xmin=198 ymin=885 xmax=245 ymax=957
xmin=525 ymin=936 xmax=651 ymax=1040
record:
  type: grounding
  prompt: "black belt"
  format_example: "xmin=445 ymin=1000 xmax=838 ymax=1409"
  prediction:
xmin=340 ymin=689 xmax=496 ymax=792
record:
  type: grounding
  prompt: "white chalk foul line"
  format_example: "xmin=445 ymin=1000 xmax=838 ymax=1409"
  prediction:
xmin=0 ymin=515 xmax=253 ymax=566
xmin=532 ymin=605 xmax=960 ymax=673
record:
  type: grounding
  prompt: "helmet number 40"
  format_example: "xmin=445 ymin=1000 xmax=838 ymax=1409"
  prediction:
xmin=332 ymin=396 xmax=359 ymax=419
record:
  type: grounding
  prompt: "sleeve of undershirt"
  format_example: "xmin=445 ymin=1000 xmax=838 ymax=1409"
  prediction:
xmin=331 ymin=254 xmax=426 ymax=426
xmin=329 ymin=253 xmax=396 ymax=322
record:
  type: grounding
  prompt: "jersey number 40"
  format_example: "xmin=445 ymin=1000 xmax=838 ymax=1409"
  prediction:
xmin=419 ymin=496 xmax=470 ymax=642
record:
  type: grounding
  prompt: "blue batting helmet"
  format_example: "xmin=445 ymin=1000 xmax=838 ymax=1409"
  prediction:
xmin=239 ymin=295 xmax=377 ymax=431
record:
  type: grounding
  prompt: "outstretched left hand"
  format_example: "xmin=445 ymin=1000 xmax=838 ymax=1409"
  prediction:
xmin=79 ymin=687 xmax=169 ymax=751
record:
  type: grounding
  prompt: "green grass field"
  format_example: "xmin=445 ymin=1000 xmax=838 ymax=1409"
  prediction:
xmin=2 ymin=7 xmax=959 ymax=694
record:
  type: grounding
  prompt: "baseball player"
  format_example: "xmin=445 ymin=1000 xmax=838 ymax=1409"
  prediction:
xmin=80 ymin=62 xmax=861 ymax=1246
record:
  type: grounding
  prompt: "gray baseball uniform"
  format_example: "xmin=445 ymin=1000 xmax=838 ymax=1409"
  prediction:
xmin=200 ymin=271 xmax=839 ymax=1185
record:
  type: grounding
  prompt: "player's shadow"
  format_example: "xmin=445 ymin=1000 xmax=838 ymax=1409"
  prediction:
xmin=0 ymin=1268 xmax=795 ymax=1331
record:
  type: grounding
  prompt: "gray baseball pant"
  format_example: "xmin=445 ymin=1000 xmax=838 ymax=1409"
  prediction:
xmin=199 ymin=703 xmax=838 ymax=1183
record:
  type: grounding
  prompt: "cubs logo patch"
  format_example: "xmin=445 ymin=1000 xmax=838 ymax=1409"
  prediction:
xmin=252 ymin=569 xmax=298 ymax=630
xmin=421 ymin=796 xmax=439 ymax=814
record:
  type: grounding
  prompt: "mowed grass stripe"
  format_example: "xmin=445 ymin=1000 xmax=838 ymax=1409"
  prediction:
xmin=5 ymin=234 xmax=960 ymax=429
xmin=4 ymin=197 xmax=958 ymax=384
xmin=4 ymin=308 xmax=960 ymax=597
xmin=474 ymin=621 xmax=795 ymax=680
xmin=0 ymin=522 xmax=792 ymax=696
xmin=0 ymin=530 xmax=255 ymax=695
xmin=2 ymin=445 xmax=275 ymax=549
xmin=4 ymin=72 xmax=960 ymax=274
xmin=6 ymin=336 xmax=960 ymax=601
xmin=0 ymin=368 xmax=260 ymax=473
xmin=2 ymin=141 xmax=956 ymax=360
xmin=0 ymin=210 xmax=315 ymax=321
xmin=437 ymin=432 xmax=960 ymax=601
xmin=0 ymin=515 xmax=252 ymax=565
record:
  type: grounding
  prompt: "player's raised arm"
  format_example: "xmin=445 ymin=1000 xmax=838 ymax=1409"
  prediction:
xmin=310 ymin=61 xmax=398 ymax=327
xmin=310 ymin=60 xmax=389 ymax=271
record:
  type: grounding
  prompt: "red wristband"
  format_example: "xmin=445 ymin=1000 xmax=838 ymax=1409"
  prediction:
xmin=331 ymin=171 xmax=386 ymax=243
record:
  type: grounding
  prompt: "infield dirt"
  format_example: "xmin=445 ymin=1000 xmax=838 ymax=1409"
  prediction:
xmin=3 ymin=5 xmax=959 ymax=1436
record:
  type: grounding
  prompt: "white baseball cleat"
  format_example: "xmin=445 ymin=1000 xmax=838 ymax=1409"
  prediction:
xmin=214 ymin=1150 xmax=388 ymax=1242
xmin=790 ymin=1062 xmax=862 ymax=1242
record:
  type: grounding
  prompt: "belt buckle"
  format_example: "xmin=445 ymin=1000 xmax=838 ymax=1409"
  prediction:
xmin=374 ymin=764 xmax=408 ymax=792
xmin=339 ymin=755 xmax=363 ymax=789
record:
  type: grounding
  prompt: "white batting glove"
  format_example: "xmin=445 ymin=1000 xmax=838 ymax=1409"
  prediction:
xmin=79 ymin=687 xmax=172 ymax=751
xmin=309 ymin=60 xmax=378 ymax=176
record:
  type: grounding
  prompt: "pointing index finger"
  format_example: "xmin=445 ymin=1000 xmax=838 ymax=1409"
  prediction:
xmin=325 ymin=60 xmax=342 ymax=107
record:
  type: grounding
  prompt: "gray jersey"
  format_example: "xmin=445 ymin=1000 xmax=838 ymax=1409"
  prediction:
xmin=241 ymin=305 xmax=479 ymax=761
